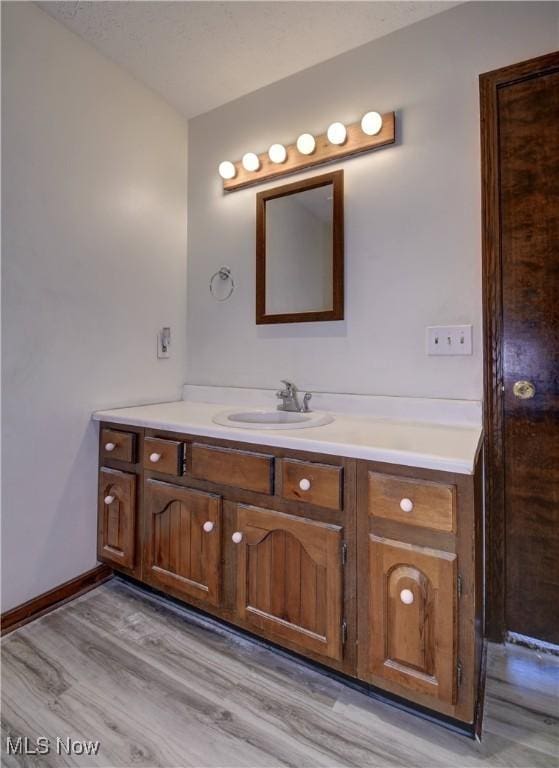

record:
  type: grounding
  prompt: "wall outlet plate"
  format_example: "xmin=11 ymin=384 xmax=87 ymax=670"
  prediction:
xmin=426 ymin=325 xmax=472 ymax=356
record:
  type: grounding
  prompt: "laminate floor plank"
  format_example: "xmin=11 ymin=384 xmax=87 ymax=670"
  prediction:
xmin=482 ymin=643 xmax=559 ymax=758
xmin=1 ymin=579 xmax=558 ymax=768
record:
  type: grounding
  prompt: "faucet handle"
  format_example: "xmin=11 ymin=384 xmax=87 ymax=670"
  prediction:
xmin=303 ymin=392 xmax=312 ymax=412
xmin=280 ymin=379 xmax=296 ymax=394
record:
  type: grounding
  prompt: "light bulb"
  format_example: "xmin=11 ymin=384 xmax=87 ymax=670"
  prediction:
xmin=218 ymin=161 xmax=236 ymax=180
xmin=296 ymin=133 xmax=316 ymax=155
xmin=268 ymin=143 xmax=287 ymax=164
xmin=361 ymin=111 xmax=383 ymax=136
xmin=242 ymin=152 xmax=260 ymax=172
xmin=327 ymin=122 xmax=347 ymax=145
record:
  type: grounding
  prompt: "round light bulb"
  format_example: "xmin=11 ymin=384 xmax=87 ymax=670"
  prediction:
xmin=242 ymin=152 xmax=260 ymax=172
xmin=296 ymin=133 xmax=316 ymax=155
xmin=361 ymin=111 xmax=383 ymax=136
xmin=218 ymin=161 xmax=236 ymax=180
xmin=268 ymin=143 xmax=287 ymax=164
xmin=327 ymin=122 xmax=347 ymax=146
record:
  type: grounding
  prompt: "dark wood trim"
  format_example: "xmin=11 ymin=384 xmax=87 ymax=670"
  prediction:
xmin=474 ymin=639 xmax=488 ymax=742
xmin=479 ymin=51 xmax=559 ymax=642
xmin=256 ymin=170 xmax=344 ymax=325
xmin=1 ymin=565 xmax=112 ymax=636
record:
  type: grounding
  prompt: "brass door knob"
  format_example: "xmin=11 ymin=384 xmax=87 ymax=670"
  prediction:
xmin=513 ymin=380 xmax=536 ymax=399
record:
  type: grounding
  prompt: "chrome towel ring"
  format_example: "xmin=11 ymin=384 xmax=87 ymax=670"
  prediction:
xmin=209 ymin=266 xmax=235 ymax=302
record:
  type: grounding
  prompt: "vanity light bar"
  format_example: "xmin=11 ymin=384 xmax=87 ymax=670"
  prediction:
xmin=219 ymin=111 xmax=395 ymax=192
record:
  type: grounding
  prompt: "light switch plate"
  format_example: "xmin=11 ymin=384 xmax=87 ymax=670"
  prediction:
xmin=157 ymin=327 xmax=171 ymax=359
xmin=426 ymin=325 xmax=472 ymax=356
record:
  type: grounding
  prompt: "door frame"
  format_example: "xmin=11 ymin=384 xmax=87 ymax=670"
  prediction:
xmin=480 ymin=51 xmax=559 ymax=642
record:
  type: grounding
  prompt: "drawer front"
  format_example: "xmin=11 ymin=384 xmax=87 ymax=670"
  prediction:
xmin=368 ymin=472 xmax=456 ymax=533
xmin=281 ymin=459 xmax=342 ymax=510
xmin=190 ymin=444 xmax=274 ymax=495
xmin=101 ymin=428 xmax=136 ymax=463
xmin=143 ymin=437 xmax=184 ymax=476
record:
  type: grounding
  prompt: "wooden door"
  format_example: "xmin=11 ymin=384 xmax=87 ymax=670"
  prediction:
xmin=366 ymin=536 xmax=457 ymax=704
xmin=98 ymin=468 xmax=136 ymax=569
xmin=481 ymin=52 xmax=559 ymax=643
xmin=145 ymin=480 xmax=222 ymax=607
xmin=235 ymin=505 xmax=344 ymax=661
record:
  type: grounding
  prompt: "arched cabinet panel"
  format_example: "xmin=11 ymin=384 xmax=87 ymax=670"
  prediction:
xmin=368 ymin=536 xmax=457 ymax=704
xmin=236 ymin=505 xmax=344 ymax=661
xmin=386 ymin=564 xmax=435 ymax=675
xmin=145 ymin=480 xmax=222 ymax=607
xmin=98 ymin=468 xmax=136 ymax=569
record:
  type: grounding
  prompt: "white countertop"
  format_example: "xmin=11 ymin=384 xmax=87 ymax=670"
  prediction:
xmin=93 ymin=398 xmax=483 ymax=475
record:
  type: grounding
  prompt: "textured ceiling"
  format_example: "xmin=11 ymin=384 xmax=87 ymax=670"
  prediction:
xmin=39 ymin=1 xmax=460 ymax=119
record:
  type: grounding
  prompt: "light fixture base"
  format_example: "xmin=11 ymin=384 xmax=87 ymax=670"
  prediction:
xmin=222 ymin=111 xmax=396 ymax=192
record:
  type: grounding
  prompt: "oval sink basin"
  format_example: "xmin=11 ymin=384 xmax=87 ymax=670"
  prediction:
xmin=213 ymin=409 xmax=334 ymax=430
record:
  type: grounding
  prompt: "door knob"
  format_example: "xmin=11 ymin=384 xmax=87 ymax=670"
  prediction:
xmin=202 ymin=521 xmax=214 ymax=533
xmin=232 ymin=531 xmax=243 ymax=544
xmin=513 ymin=380 xmax=536 ymax=399
xmin=104 ymin=494 xmax=115 ymax=505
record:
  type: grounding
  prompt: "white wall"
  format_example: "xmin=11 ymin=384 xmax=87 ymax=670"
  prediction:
xmin=186 ymin=1 xmax=558 ymax=400
xmin=1 ymin=3 xmax=188 ymax=611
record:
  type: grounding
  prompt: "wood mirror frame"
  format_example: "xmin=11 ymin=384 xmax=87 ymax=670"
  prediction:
xmin=256 ymin=170 xmax=344 ymax=324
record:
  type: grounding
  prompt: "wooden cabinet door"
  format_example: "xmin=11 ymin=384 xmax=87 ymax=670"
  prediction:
xmin=235 ymin=505 xmax=344 ymax=661
xmin=98 ymin=468 xmax=136 ymax=569
xmin=145 ymin=480 xmax=222 ymax=607
xmin=367 ymin=536 xmax=457 ymax=704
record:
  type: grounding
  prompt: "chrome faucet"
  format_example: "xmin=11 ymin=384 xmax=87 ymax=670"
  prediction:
xmin=276 ymin=380 xmax=313 ymax=413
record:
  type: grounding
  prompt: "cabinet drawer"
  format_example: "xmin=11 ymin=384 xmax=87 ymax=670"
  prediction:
xmin=368 ymin=472 xmax=456 ymax=533
xmin=98 ymin=468 xmax=136 ymax=569
xmin=190 ymin=444 xmax=274 ymax=494
xmin=281 ymin=459 xmax=342 ymax=510
xmin=143 ymin=437 xmax=184 ymax=476
xmin=101 ymin=428 xmax=136 ymax=463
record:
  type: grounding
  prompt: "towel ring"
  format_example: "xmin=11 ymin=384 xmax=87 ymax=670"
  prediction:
xmin=209 ymin=266 xmax=235 ymax=302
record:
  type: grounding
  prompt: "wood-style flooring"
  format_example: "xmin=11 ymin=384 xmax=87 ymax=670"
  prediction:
xmin=1 ymin=578 xmax=558 ymax=767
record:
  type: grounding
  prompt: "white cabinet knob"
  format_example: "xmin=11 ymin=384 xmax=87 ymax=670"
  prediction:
xmin=104 ymin=494 xmax=115 ymax=505
xmin=299 ymin=478 xmax=311 ymax=491
xmin=149 ymin=452 xmax=161 ymax=463
xmin=400 ymin=497 xmax=414 ymax=513
xmin=232 ymin=531 xmax=243 ymax=544
xmin=105 ymin=442 xmax=116 ymax=452
xmin=400 ymin=589 xmax=414 ymax=605
xmin=203 ymin=521 xmax=214 ymax=533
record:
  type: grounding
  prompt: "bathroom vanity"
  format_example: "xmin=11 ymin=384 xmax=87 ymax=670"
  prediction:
xmin=94 ymin=396 xmax=483 ymax=732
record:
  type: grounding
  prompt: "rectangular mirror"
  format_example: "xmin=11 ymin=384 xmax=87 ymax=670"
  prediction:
xmin=256 ymin=170 xmax=344 ymax=324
